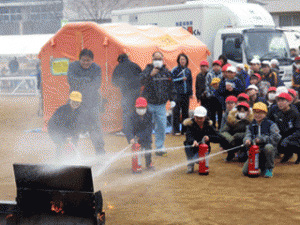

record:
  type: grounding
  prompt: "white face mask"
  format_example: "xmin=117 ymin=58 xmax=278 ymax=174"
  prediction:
xmin=136 ymin=108 xmax=147 ymax=116
xmin=268 ymin=93 xmax=276 ymax=101
xmin=153 ymin=60 xmax=163 ymax=68
xmin=237 ymin=112 xmax=247 ymax=119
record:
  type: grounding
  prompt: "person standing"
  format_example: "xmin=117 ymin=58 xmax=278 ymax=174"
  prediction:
xmin=140 ymin=51 xmax=176 ymax=156
xmin=171 ymin=53 xmax=193 ymax=135
xmin=112 ymin=53 xmax=142 ymax=136
xmin=195 ymin=60 xmax=209 ymax=108
xmin=67 ymin=49 xmax=105 ymax=155
xmin=292 ymin=56 xmax=300 ymax=93
xmin=48 ymin=91 xmax=82 ymax=158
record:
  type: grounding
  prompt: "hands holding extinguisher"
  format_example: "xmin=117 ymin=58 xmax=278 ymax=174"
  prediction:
xmin=245 ymin=138 xmax=261 ymax=146
xmin=192 ymin=136 xmax=209 ymax=147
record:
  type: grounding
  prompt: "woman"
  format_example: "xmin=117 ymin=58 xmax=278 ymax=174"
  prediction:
xmin=171 ymin=53 xmax=193 ymax=135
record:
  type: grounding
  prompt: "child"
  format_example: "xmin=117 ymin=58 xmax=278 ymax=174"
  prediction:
xmin=242 ymin=102 xmax=281 ymax=178
xmin=183 ymin=106 xmax=228 ymax=173
xmin=126 ymin=97 xmax=155 ymax=170
xmin=219 ymin=95 xmax=237 ymax=132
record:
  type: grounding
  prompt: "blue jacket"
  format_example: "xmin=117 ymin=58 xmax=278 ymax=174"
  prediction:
xmin=171 ymin=66 xmax=193 ymax=96
xmin=218 ymin=77 xmax=244 ymax=99
xmin=237 ymin=69 xmax=250 ymax=90
xmin=292 ymin=70 xmax=300 ymax=88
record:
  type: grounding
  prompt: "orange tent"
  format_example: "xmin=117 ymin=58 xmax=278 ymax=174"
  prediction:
xmin=39 ymin=22 xmax=210 ymax=133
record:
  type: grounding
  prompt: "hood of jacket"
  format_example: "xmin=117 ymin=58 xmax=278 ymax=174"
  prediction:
xmin=183 ymin=118 xmax=213 ymax=127
xmin=227 ymin=109 xmax=254 ymax=126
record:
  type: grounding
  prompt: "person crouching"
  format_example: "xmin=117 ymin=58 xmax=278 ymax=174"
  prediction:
xmin=125 ymin=97 xmax=154 ymax=170
xmin=183 ymin=106 xmax=227 ymax=173
xmin=242 ymin=102 xmax=281 ymax=178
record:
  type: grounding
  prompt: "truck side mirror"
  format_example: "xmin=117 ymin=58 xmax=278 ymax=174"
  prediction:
xmin=235 ymin=39 xmax=242 ymax=49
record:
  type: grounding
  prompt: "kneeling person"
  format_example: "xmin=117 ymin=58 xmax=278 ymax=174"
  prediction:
xmin=48 ymin=91 xmax=82 ymax=158
xmin=183 ymin=106 xmax=227 ymax=173
xmin=242 ymin=102 xmax=281 ymax=178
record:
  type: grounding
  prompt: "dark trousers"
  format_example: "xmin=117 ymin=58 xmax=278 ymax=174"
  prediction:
xmin=277 ymin=139 xmax=300 ymax=159
xmin=207 ymin=97 xmax=223 ymax=129
xmin=121 ymin=90 xmax=140 ymax=134
xmin=48 ymin=131 xmax=79 ymax=158
xmin=141 ymin=143 xmax=152 ymax=167
xmin=79 ymin=107 xmax=105 ymax=155
xmin=222 ymin=139 xmax=247 ymax=162
xmin=173 ymin=94 xmax=190 ymax=134
xmin=184 ymin=143 xmax=211 ymax=166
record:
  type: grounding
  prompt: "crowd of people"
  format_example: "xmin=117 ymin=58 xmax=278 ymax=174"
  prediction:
xmin=48 ymin=48 xmax=300 ymax=178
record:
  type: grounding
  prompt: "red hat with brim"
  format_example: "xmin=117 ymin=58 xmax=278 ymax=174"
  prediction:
xmin=222 ymin=64 xmax=231 ymax=72
xmin=226 ymin=95 xmax=238 ymax=103
xmin=135 ymin=97 xmax=148 ymax=107
xmin=268 ymin=87 xmax=277 ymax=93
xmin=237 ymin=102 xmax=250 ymax=110
xmin=212 ymin=60 xmax=222 ymax=66
xmin=200 ymin=60 xmax=209 ymax=66
xmin=237 ymin=93 xmax=250 ymax=101
xmin=251 ymin=73 xmax=262 ymax=81
xmin=295 ymin=56 xmax=300 ymax=62
xmin=276 ymin=92 xmax=292 ymax=102
xmin=288 ymin=89 xmax=297 ymax=98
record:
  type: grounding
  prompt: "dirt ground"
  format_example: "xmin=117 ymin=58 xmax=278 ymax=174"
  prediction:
xmin=1 ymin=96 xmax=300 ymax=225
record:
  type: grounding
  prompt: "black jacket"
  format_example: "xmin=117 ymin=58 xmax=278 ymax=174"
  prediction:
xmin=48 ymin=104 xmax=81 ymax=137
xmin=195 ymin=72 xmax=208 ymax=100
xmin=140 ymin=64 xmax=175 ymax=105
xmin=112 ymin=58 xmax=142 ymax=95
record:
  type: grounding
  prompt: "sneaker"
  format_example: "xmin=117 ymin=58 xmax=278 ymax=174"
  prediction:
xmin=295 ymin=155 xmax=300 ymax=164
xmin=174 ymin=133 xmax=181 ymax=136
xmin=155 ymin=151 xmax=168 ymax=157
xmin=280 ymin=154 xmax=293 ymax=163
xmin=264 ymin=169 xmax=273 ymax=178
xmin=146 ymin=163 xmax=155 ymax=171
xmin=115 ymin=131 xmax=125 ymax=136
xmin=186 ymin=166 xmax=194 ymax=174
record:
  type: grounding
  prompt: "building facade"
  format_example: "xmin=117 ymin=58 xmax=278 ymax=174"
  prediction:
xmin=0 ymin=0 xmax=63 ymax=35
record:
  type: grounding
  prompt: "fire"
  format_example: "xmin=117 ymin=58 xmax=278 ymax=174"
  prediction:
xmin=50 ymin=201 xmax=64 ymax=214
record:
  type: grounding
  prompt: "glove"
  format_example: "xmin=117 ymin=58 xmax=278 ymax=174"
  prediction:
xmin=170 ymin=101 xmax=176 ymax=109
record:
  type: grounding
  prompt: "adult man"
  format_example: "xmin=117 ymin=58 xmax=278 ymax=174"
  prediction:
xmin=140 ymin=51 xmax=175 ymax=156
xmin=48 ymin=91 xmax=82 ymax=158
xmin=112 ymin=53 xmax=142 ymax=136
xmin=67 ymin=49 xmax=105 ymax=155
xmin=195 ymin=60 xmax=209 ymax=107
xmin=268 ymin=93 xmax=300 ymax=163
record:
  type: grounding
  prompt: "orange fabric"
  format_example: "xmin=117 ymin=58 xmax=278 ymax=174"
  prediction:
xmin=38 ymin=22 xmax=209 ymax=133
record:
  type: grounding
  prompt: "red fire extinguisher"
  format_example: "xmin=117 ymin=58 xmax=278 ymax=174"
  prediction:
xmin=198 ymin=139 xmax=209 ymax=175
xmin=248 ymin=142 xmax=260 ymax=177
xmin=132 ymin=138 xmax=142 ymax=173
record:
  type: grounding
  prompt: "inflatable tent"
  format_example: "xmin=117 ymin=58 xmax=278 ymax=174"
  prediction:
xmin=39 ymin=22 xmax=210 ymax=133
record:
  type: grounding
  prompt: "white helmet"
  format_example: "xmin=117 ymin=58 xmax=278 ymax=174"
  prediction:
xmin=270 ymin=59 xmax=279 ymax=66
xmin=194 ymin=106 xmax=207 ymax=117
xmin=250 ymin=58 xmax=261 ymax=64
xmin=276 ymin=86 xmax=288 ymax=97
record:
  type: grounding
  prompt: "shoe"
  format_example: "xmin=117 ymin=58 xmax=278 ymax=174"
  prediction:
xmin=225 ymin=153 xmax=235 ymax=162
xmin=186 ymin=166 xmax=194 ymax=174
xmin=295 ymin=155 xmax=300 ymax=164
xmin=155 ymin=151 xmax=168 ymax=157
xmin=174 ymin=133 xmax=181 ymax=136
xmin=264 ymin=169 xmax=273 ymax=178
xmin=146 ymin=163 xmax=155 ymax=171
xmin=280 ymin=154 xmax=293 ymax=163
xmin=115 ymin=131 xmax=125 ymax=136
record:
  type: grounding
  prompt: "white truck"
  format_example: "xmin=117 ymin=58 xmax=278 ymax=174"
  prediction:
xmin=111 ymin=0 xmax=293 ymax=83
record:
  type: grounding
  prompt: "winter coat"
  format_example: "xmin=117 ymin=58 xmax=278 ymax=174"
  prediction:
xmin=218 ymin=77 xmax=244 ymax=99
xmin=183 ymin=118 xmax=224 ymax=149
xmin=140 ymin=64 xmax=175 ymax=105
xmin=237 ymin=69 xmax=250 ymax=90
xmin=48 ymin=104 xmax=81 ymax=137
xmin=268 ymin=105 xmax=300 ymax=147
xmin=261 ymin=71 xmax=284 ymax=87
xmin=112 ymin=58 xmax=142 ymax=95
xmin=292 ymin=70 xmax=300 ymax=91
xmin=171 ymin=66 xmax=193 ymax=96
xmin=220 ymin=109 xmax=254 ymax=144
xmin=67 ymin=61 xmax=102 ymax=109
xmin=195 ymin=72 xmax=208 ymax=101
xmin=243 ymin=118 xmax=281 ymax=147
xmin=125 ymin=110 xmax=153 ymax=146
xmin=205 ymin=70 xmax=223 ymax=96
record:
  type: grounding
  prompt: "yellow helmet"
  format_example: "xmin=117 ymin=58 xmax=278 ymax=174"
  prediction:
xmin=253 ymin=102 xmax=268 ymax=113
xmin=69 ymin=91 xmax=82 ymax=102
xmin=211 ymin=77 xmax=221 ymax=85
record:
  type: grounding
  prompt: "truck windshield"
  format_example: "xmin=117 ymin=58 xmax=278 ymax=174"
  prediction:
xmin=243 ymin=30 xmax=290 ymax=63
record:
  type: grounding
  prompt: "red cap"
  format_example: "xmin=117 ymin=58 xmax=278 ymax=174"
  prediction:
xmin=268 ymin=87 xmax=277 ymax=93
xmin=212 ymin=60 xmax=222 ymax=66
xmin=277 ymin=92 xmax=292 ymax=102
xmin=135 ymin=97 xmax=148 ymax=107
xmin=295 ymin=56 xmax=300 ymax=62
xmin=288 ymin=89 xmax=297 ymax=98
xmin=237 ymin=93 xmax=250 ymax=101
xmin=222 ymin=64 xmax=231 ymax=72
xmin=251 ymin=73 xmax=262 ymax=81
xmin=237 ymin=102 xmax=250 ymax=110
xmin=200 ymin=60 xmax=209 ymax=66
xmin=226 ymin=95 xmax=238 ymax=103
